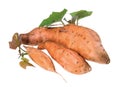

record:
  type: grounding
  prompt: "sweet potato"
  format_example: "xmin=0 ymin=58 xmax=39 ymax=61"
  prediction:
xmin=38 ymin=41 xmax=91 ymax=74
xmin=25 ymin=46 xmax=55 ymax=72
xmin=20 ymin=24 xmax=110 ymax=64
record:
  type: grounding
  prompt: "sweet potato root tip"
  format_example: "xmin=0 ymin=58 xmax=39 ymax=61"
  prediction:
xmin=100 ymin=53 xmax=110 ymax=64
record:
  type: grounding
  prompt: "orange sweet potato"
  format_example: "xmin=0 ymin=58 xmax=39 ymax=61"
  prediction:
xmin=38 ymin=41 xmax=91 ymax=74
xmin=20 ymin=24 xmax=110 ymax=64
xmin=25 ymin=46 xmax=55 ymax=72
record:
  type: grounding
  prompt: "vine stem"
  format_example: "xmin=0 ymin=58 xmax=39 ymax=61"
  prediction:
xmin=61 ymin=20 xmax=65 ymax=26
xmin=18 ymin=45 xmax=27 ymax=58
xmin=76 ymin=18 xmax=78 ymax=25
xmin=20 ymin=46 xmax=26 ymax=52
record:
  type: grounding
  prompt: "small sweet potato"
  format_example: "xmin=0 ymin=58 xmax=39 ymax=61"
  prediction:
xmin=25 ymin=46 xmax=55 ymax=72
xmin=38 ymin=41 xmax=91 ymax=74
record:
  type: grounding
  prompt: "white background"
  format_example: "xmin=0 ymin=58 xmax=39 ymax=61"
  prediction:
xmin=0 ymin=0 xmax=120 ymax=87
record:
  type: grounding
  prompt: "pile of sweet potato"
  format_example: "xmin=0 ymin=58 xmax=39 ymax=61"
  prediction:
xmin=9 ymin=24 xmax=110 ymax=75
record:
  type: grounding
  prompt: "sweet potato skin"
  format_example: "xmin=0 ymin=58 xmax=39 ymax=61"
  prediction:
xmin=20 ymin=24 xmax=110 ymax=64
xmin=25 ymin=46 xmax=55 ymax=72
xmin=38 ymin=41 xmax=91 ymax=74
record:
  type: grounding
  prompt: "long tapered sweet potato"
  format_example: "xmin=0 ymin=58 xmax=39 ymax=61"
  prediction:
xmin=20 ymin=24 xmax=110 ymax=64
xmin=25 ymin=46 xmax=55 ymax=72
xmin=38 ymin=41 xmax=91 ymax=74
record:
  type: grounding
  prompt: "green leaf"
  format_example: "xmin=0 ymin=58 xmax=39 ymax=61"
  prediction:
xmin=19 ymin=58 xmax=34 ymax=69
xmin=70 ymin=10 xmax=92 ymax=24
xmin=39 ymin=9 xmax=67 ymax=27
xmin=19 ymin=61 xmax=34 ymax=69
xmin=21 ymin=57 xmax=29 ymax=62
